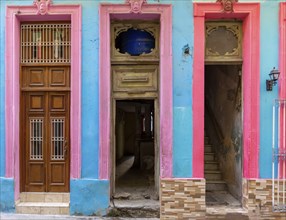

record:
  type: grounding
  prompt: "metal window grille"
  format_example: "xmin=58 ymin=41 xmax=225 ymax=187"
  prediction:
xmin=30 ymin=118 xmax=43 ymax=160
xmin=21 ymin=24 xmax=71 ymax=64
xmin=51 ymin=118 xmax=65 ymax=160
xmin=272 ymin=99 xmax=286 ymax=212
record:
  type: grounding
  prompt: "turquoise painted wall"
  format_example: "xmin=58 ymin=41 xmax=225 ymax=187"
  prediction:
xmin=171 ymin=1 xmax=194 ymax=177
xmin=0 ymin=0 xmax=284 ymax=215
xmin=79 ymin=0 xmax=100 ymax=179
xmin=259 ymin=1 xmax=279 ymax=178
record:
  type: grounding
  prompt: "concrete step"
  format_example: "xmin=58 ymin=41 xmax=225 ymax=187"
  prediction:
xmin=204 ymin=161 xmax=219 ymax=171
xmin=204 ymin=153 xmax=215 ymax=161
xmin=110 ymin=199 xmax=160 ymax=218
xmin=204 ymin=144 xmax=213 ymax=153
xmin=16 ymin=202 xmax=69 ymax=215
xmin=205 ymin=170 xmax=222 ymax=180
xmin=16 ymin=193 xmax=70 ymax=215
xmin=19 ymin=192 xmax=69 ymax=203
xmin=206 ymin=180 xmax=227 ymax=191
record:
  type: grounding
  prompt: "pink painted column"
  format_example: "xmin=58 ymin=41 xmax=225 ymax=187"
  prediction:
xmin=279 ymin=3 xmax=286 ymax=158
xmin=99 ymin=5 xmax=111 ymax=180
xmin=159 ymin=5 xmax=173 ymax=178
xmin=5 ymin=5 xmax=82 ymax=199
xmin=99 ymin=4 xmax=173 ymax=180
xmin=193 ymin=15 xmax=205 ymax=178
xmin=193 ymin=3 xmax=260 ymax=179
xmin=241 ymin=7 xmax=260 ymax=178
xmin=280 ymin=3 xmax=286 ymax=100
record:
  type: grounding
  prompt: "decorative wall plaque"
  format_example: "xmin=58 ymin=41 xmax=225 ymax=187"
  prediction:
xmin=205 ymin=22 xmax=242 ymax=63
xmin=33 ymin=0 xmax=53 ymax=15
xmin=216 ymin=0 xmax=238 ymax=13
xmin=125 ymin=0 xmax=147 ymax=14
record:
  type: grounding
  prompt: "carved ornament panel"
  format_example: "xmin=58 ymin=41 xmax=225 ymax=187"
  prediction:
xmin=205 ymin=22 xmax=242 ymax=63
xmin=111 ymin=22 xmax=159 ymax=63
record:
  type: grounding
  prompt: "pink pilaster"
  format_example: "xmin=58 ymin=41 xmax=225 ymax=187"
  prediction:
xmin=193 ymin=3 xmax=260 ymax=179
xmin=5 ymin=4 xmax=82 ymax=199
xmin=193 ymin=15 xmax=205 ymax=178
xmin=279 ymin=3 xmax=286 ymax=155
xmin=99 ymin=3 xmax=173 ymax=179
xmin=280 ymin=3 xmax=286 ymax=100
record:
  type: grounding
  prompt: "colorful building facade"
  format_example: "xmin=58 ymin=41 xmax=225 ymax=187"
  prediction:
xmin=0 ymin=0 xmax=285 ymax=219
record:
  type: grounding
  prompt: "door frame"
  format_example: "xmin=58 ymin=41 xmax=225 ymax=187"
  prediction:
xmin=112 ymin=98 xmax=160 ymax=196
xmin=5 ymin=4 xmax=81 ymax=199
xmin=99 ymin=3 xmax=173 ymax=180
xmin=193 ymin=3 xmax=260 ymax=179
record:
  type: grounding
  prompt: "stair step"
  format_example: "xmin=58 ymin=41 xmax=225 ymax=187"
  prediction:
xmin=204 ymin=137 xmax=209 ymax=143
xmin=205 ymin=170 xmax=222 ymax=180
xmin=16 ymin=202 xmax=69 ymax=215
xmin=16 ymin=192 xmax=70 ymax=215
xmin=205 ymin=161 xmax=219 ymax=171
xmin=19 ymin=192 xmax=69 ymax=203
xmin=204 ymin=145 xmax=213 ymax=153
xmin=204 ymin=153 xmax=215 ymax=161
xmin=206 ymin=180 xmax=227 ymax=191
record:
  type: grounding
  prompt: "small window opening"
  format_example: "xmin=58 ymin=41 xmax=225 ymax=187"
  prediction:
xmin=115 ymin=28 xmax=155 ymax=56
xmin=21 ymin=23 xmax=71 ymax=64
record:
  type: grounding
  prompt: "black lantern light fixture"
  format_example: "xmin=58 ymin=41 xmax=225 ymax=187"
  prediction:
xmin=266 ymin=67 xmax=280 ymax=91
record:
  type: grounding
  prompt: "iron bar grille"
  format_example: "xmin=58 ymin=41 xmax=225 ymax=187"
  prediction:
xmin=51 ymin=118 xmax=65 ymax=160
xmin=272 ymin=99 xmax=286 ymax=212
xmin=21 ymin=24 xmax=71 ymax=64
xmin=30 ymin=118 xmax=43 ymax=160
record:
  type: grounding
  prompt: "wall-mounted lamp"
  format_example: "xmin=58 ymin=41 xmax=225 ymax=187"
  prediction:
xmin=266 ymin=67 xmax=280 ymax=91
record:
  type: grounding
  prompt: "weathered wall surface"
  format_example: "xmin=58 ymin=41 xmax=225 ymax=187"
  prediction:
xmin=0 ymin=0 xmax=284 ymax=217
xmin=172 ymin=1 xmax=194 ymax=178
xmin=205 ymin=65 xmax=242 ymax=199
xmin=259 ymin=1 xmax=279 ymax=179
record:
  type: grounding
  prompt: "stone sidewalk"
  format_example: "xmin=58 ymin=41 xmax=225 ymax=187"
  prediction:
xmin=1 ymin=213 xmax=159 ymax=220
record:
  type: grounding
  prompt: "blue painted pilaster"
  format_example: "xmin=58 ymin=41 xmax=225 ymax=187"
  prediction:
xmin=172 ymin=1 xmax=194 ymax=177
xmin=259 ymin=2 xmax=279 ymax=178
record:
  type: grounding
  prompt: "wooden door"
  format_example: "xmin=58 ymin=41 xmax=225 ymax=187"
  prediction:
xmin=20 ymin=66 xmax=70 ymax=192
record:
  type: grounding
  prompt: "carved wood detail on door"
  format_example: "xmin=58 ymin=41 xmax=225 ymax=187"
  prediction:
xmin=20 ymin=66 xmax=70 ymax=192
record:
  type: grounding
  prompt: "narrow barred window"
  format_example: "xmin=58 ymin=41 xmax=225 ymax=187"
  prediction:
xmin=21 ymin=23 xmax=71 ymax=63
xmin=51 ymin=118 xmax=65 ymax=160
xmin=30 ymin=118 xmax=43 ymax=160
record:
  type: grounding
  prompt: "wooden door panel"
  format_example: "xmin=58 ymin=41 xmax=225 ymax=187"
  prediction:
xmin=26 ymin=162 xmax=45 ymax=192
xmin=48 ymin=162 xmax=67 ymax=192
xmin=25 ymin=116 xmax=46 ymax=192
xmin=29 ymin=93 xmax=45 ymax=112
xmin=49 ymin=67 xmax=70 ymax=87
xmin=49 ymin=93 xmax=68 ymax=112
xmin=21 ymin=66 xmax=70 ymax=192
xmin=48 ymin=113 xmax=69 ymax=192
xmin=22 ymin=67 xmax=46 ymax=88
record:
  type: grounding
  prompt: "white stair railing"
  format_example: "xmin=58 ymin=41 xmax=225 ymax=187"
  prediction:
xmin=272 ymin=99 xmax=286 ymax=212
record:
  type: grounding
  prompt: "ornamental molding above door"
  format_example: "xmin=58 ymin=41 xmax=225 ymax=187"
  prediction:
xmin=216 ymin=0 xmax=238 ymax=13
xmin=33 ymin=0 xmax=53 ymax=15
xmin=125 ymin=0 xmax=147 ymax=13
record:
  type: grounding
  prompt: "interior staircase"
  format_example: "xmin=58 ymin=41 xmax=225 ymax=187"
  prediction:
xmin=16 ymin=192 xmax=69 ymax=215
xmin=204 ymin=135 xmax=227 ymax=192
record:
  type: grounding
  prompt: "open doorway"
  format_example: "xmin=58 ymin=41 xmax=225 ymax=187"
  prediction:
xmin=204 ymin=65 xmax=243 ymax=207
xmin=114 ymin=99 xmax=157 ymax=200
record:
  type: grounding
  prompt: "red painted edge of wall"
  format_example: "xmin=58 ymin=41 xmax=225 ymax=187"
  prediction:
xmin=280 ymin=3 xmax=286 ymax=100
xmin=193 ymin=3 xmax=260 ymax=179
